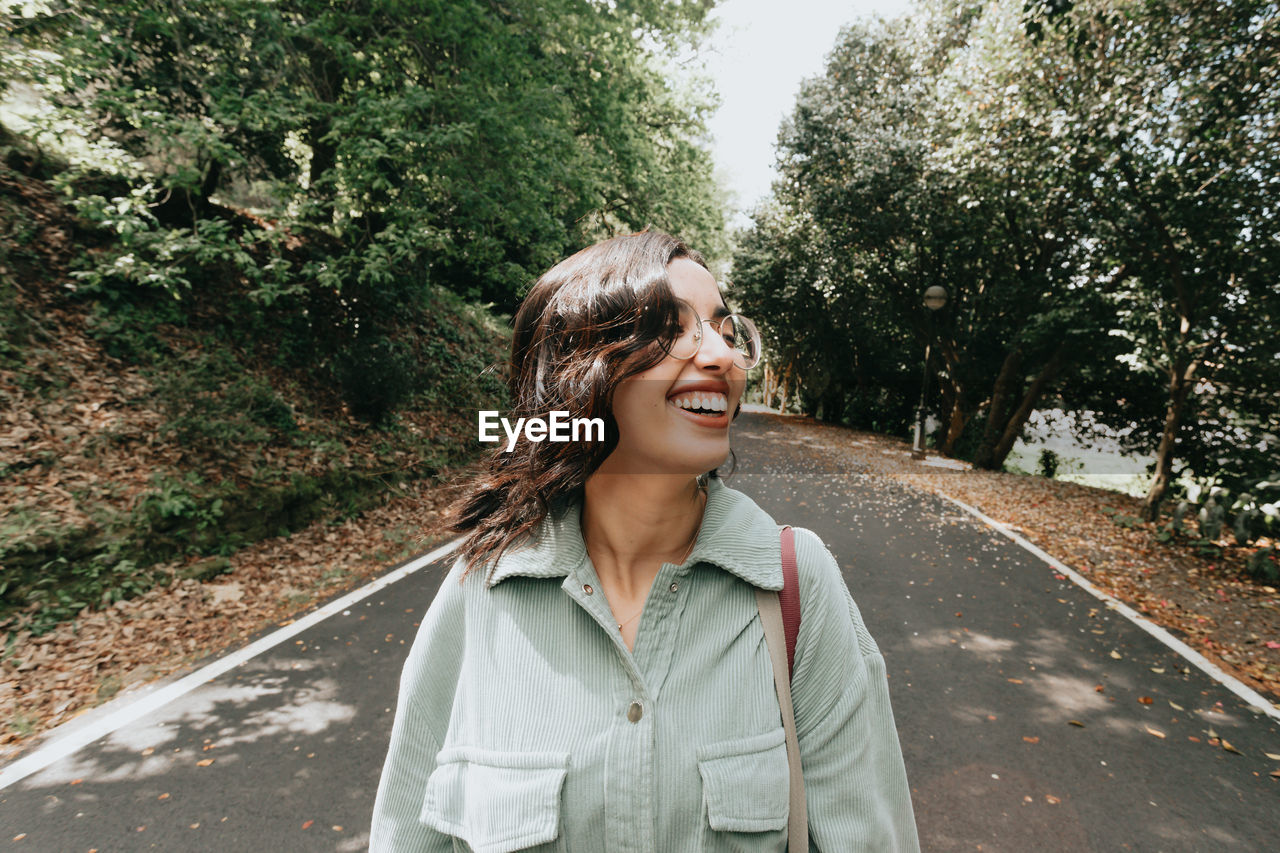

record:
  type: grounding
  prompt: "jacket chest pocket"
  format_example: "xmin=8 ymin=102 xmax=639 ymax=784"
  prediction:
xmin=420 ymin=747 xmax=570 ymax=853
xmin=697 ymin=728 xmax=791 ymax=851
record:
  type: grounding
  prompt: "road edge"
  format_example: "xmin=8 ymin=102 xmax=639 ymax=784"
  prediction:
xmin=0 ymin=537 xmax=464 ymax=791
xmin=938 ymin=491 xmax=1280 ymax=722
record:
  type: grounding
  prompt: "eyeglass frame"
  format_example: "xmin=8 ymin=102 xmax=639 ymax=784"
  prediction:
xmin=659 ymin=299 xmax=762 ymax=370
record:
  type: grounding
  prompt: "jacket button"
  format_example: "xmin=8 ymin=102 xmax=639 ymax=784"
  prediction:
xmin=583 ymin=584 xmax=593 ymax=595
xmin=669 ymin=582 xmax=678 ymax=593
xmin=627 ymin=701 xmax=643 ymax=723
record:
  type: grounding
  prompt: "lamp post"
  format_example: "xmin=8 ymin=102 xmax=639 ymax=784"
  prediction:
xmin=911 ymin=285 xmax=948 ymax=460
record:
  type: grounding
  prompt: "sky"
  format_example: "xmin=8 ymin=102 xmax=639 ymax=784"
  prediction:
xmin=702 ymin=0 xmax=914 ymax=228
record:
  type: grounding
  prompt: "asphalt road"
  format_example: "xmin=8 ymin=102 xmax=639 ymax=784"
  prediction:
xmin=2 ymin=412 xmax=1277 ymax=852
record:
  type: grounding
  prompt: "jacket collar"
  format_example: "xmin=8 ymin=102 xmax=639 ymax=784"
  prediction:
xmin=484 ymin=476 xmax=783 ymax=591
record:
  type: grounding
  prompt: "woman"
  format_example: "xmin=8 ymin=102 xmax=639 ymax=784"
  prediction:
xmin=370 ymin=231 xmax=919 ymax=851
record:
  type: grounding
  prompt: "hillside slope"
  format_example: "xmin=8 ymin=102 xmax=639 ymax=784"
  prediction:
xmin=1 ymin=160 xmax=507 ymax=639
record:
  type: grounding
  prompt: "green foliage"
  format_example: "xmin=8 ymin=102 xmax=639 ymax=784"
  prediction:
xmin=6 ymin=0 xmax=725 ymax=425
xmin=1162 ymin=474 xmax=1280 ymax=580
xmin=10 ymin=0 xmax=725 ymax=308
xmin=152 ymin=348 xmax=298 ymax=449
xmin=734 ymin=0 xmax=1279 ymax=530
xmin=1037 ymin=449 xmax=1061 ymax=479
xmin=0 ymin=505 xmax=157 ymax=636
xmin=331 ymin=333 xmax=415 ymax=426
xmin=137 ymin=472 xmax=225 ymax=533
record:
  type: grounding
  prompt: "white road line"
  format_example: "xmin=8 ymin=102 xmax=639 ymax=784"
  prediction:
xmin=938 ymin=492 xmax=1280 ymax=722
xmin=0 ymin=537 xmax=464 ymax=791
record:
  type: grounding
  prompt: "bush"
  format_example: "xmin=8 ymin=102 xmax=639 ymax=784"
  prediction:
xmin=331 ymin=333 xmax=417 ymax=426
xmin=1161 ymin=473 xmax=1280 ymax=581
xmin=1038 ymin=448 xmax=1061 ymax=478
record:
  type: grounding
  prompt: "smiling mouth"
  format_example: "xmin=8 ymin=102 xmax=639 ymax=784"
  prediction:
xmin=667 ymin=391 xmax=730 ymax=426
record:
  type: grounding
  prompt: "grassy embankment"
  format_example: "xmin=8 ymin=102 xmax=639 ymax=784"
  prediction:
xmin=0 ymin=138 xmax=510 ymax=641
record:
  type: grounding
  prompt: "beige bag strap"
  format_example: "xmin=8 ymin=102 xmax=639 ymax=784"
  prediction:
xmin=756 ymin=586 xmax=808 ymax=851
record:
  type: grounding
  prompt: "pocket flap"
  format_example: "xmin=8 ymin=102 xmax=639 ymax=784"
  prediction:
xmin=422 ymin=747 xmax=570 ymax=853
xmin=696 ymin=728 xmax=790 ymax=833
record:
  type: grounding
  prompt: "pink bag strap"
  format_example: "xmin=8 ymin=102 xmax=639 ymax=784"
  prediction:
xmin=779 ymin=525 xmax=800 ymax=681
xmin=755 ymin=524 xmax=808 ymax=850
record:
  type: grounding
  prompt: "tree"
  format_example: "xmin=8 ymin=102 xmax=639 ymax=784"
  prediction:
xmin=8 ymin=0 xmax=727 ymax=311
xmin=737 ymin=5 xmax=1122 ymax=472
xmin=1022 ymin=0 xmax=1280 ymax=519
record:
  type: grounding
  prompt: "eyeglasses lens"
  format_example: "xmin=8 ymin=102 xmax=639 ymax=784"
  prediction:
xmin=662 ymin=301 xmax=761 ymax=369
xmin=724 ymin=315 xmax=761 ymax=369
xmin=663 ymin=302 xmax=702 ymax=360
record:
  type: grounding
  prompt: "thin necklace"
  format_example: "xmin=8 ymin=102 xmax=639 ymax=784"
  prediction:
xmin=614 ymin=528 xmax=699 ymax=631
xmin=612 ymin=487 xmax=704 ymax=631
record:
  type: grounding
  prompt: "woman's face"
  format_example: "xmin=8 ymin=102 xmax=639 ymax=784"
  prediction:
xmin=601 ymin=258 xmax=747 ymax=477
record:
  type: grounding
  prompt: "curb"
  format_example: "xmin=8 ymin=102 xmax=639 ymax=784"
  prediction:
xmin=0 ymin=537 xmax=464 ymax=791
xmin=938 ymin=491 xmax=1280 ymax=722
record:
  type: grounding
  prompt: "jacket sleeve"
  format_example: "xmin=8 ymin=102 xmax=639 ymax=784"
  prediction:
xmin=369 ymin=557 xmax=468 ymax=852
xmin=789 ymin=528 xmax=921 ymax=852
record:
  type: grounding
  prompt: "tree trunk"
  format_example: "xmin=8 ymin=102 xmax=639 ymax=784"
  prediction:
xmin=973 ymin=344 xmax=1025 ymax=469
xmin=1142 ymin=356 xmax=1199 ymax=522
xmin=301 ymin=39 xmax=344 ymax=219
xmin=941 ymin=397 xmax=971 ymax=456
xmin=988 ymin=342 xmax=1069 ymax=471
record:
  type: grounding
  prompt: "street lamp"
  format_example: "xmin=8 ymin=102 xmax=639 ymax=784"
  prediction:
xmin=911 ymin=285 xmax=948 ymax=460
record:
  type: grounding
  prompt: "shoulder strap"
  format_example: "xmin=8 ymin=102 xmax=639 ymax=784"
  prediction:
xmin=779 ymin=525 xmax=800 ymax=681
xmin=755 ymin=525 xmax=807 ymax=851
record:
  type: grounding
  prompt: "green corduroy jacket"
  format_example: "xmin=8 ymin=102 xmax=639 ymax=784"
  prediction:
xmin=370 ymin=475 xmax=920 ymax=852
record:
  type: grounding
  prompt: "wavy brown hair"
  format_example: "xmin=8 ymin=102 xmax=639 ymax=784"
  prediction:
xmin=446 ymin=230 xmax=733 ymax=581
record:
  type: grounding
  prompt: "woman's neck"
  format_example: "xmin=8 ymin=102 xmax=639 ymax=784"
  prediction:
xmin=580 ymin=474 xmax=706 ymax=600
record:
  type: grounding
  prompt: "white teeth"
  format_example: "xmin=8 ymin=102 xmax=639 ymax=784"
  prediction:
xmin=669 ymin=391 xmax=728 ymax=412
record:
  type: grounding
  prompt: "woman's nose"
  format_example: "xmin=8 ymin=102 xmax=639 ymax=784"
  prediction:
xmin=694 ymin=322 xmax=737 ymax=371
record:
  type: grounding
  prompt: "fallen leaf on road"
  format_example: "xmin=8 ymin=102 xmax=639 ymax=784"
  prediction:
xmin=1150 ymin=667 xmax=1165 ymax=673
xmin=1188 ymin=736 xmax=1200 ymax=742
xmin=196 ymin=758 xmax=214 ymax=767
xmin=1169 ymin=701 xmax=1184 ymax=710
xmin=1265 ymin=752 xmax=1280 ymax=760
xmin=1045 ymin=795 xmax=1061 ymax=804
xmin=1270 ymin=769 xmax=1280 ymax=779
xmin=1110 ymin=650 xmax=1123 ymax=659
xmin=1138 ymin=696 xmax=1153 ymax=705
xmin=1222 ymin=740 xmax=1242 ymax=755
xmin=1068 ymin=720 xmax=1085 ymax=727
xmin=1094 ymin=684 xmax=1105 ymax=692
xmin=302 ymin=820 xmax=313 ymax=830
xmin=1023 ymin=736 xmax=1040 ymax=744
xmin=141 ymin=747 xmax=155 ymax=756
xmin=1008 ymin=678 xmax=1024 ymax=684
xmin=1146 ymin=726 xmax=1166 ymax=739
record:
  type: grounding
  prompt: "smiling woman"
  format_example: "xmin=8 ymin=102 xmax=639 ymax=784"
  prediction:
xmin=370 ymin=230 xmax=920 ymax=852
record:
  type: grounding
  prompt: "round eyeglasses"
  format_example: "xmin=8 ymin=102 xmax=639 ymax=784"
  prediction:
xmin=659 ymin=299 xmax=762 ymax=370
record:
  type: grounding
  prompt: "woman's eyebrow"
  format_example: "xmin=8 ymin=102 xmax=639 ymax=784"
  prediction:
xmin=711 ymin=304 xmax=731 ymax=320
